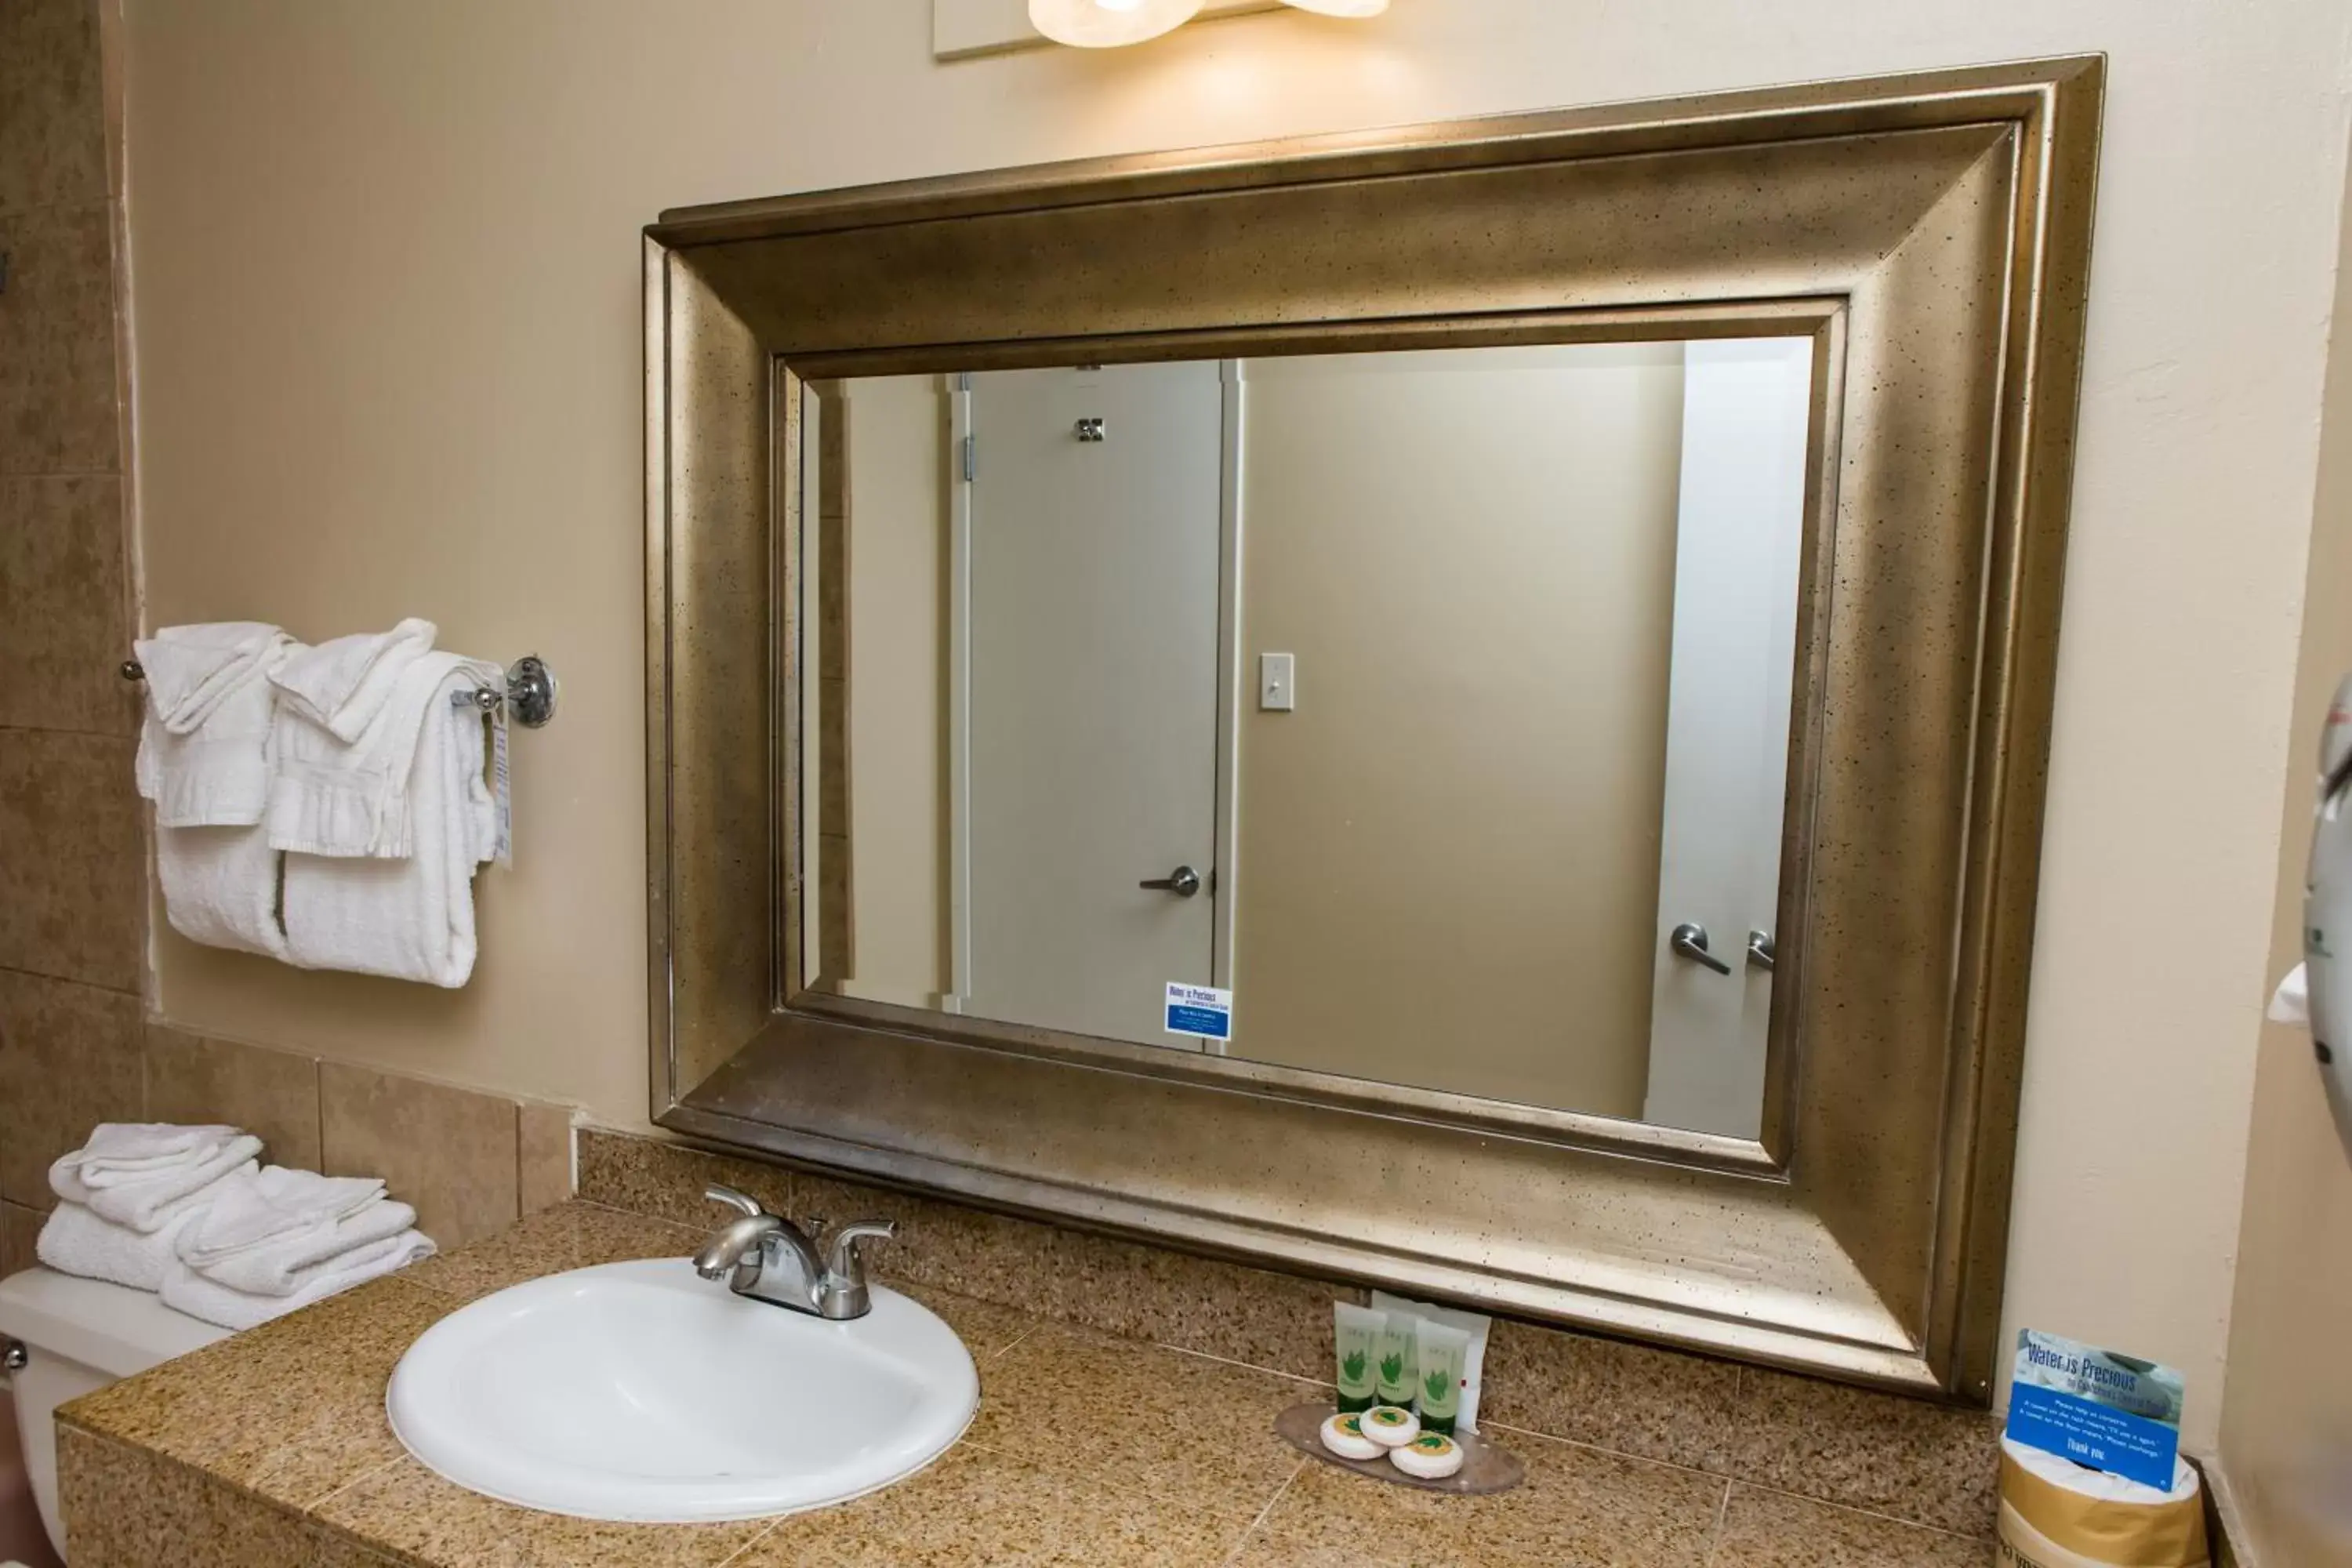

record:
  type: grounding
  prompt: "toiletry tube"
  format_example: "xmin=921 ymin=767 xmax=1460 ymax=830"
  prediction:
xmin=1374 ymin=1311 xmax=1419 ymax=1410
xmin=1416 ymin=1322 xmax=1471 ymax=1436
xmin=1333 ymin=1303 xmax=1383 ymax=1414
xmin=1372 ymin=1290 xmax=1491 ymax=1432
xmin=1996 ymin=1437 xmax=2209 ymax=1568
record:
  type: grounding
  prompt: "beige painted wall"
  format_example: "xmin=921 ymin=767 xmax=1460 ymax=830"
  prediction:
xmin=1232 ymin=346 xmax=1683 ymax=1116
xmin=121 ymin=0 xmax=2352 ymax=1448
xmin=841 ymin=376 xmax=951 ymax=1004
xmin=2216 ymin=125 xmax=2352 ymax=1568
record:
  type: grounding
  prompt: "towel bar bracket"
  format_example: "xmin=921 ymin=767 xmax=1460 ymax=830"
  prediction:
xmin=453 ymin=655 xmax=559 ymax=728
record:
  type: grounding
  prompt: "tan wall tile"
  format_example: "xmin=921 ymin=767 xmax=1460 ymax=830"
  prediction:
xmin=516 ymin=1102 xmax=575 ymax=1215
xmin=318 ymin=1062 xmax=517 ymax=1250
xmin=0 ymin=477 xmax=135 ymax=735
xmin=0 ymin=0 xmax=108 ymax=217
xmin=0 ymin=969 xmax=140 ymax=1208
xmin=0 ymin=730 xmax=143 ymax=992
xmin=1 ymin=1198 xmax=44 ymax=1276
xmin=144 ymin=1024 xmax=321 ymax=1172
xmin=0 ymin=203 xmax=119 ymax=476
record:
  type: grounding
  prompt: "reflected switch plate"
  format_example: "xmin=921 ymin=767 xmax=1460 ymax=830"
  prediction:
xmin=1260 ymin=653 xmax=1296 ymax=712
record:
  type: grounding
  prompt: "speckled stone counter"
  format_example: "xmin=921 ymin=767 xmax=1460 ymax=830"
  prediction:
xmin=55 ymin=1201 xmax=1992 ymax=1566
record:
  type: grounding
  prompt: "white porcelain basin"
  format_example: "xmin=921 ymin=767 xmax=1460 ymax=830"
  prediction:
xmin=387 ymin=1258 xmax=978 ymax=1523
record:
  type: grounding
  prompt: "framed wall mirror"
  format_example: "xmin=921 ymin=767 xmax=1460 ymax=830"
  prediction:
xmin=644 ymin=56 xmax=2103 ymax=1401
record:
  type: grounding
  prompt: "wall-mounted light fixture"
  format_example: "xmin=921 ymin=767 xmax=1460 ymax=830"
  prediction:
xmin=1025 ymin=0 xmax=1385 ymax=49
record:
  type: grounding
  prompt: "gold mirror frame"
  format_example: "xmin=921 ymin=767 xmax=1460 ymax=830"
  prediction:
xmin=643 ymin=56 xmax=2102 ymax=1401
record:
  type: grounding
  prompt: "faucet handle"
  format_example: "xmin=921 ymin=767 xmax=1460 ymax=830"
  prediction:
xmin=824 ymin=1219 xmax=896 ymax=1282
xmin=705 ymin=1183 xmax=772 ymax=1219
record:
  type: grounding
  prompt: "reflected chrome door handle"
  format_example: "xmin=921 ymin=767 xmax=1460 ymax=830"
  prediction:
xmin=1747 ymin=930 xmax=1776 ymax=971
xmin=1139 ymin=866 xmax=1202 ymax=898
xmin=1669 ymin=922 xmax=1732 ymax=975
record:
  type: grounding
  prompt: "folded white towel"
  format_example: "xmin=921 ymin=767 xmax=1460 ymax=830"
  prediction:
xmin=282 ymin=654 xmax=501 ymax=987
xmin=51 ymin=1124 xmax=265 ymax=1234
xmin=33 ymin=1196 xmax=220 ymax=1293
xmin=160 ymin=1232 xmax=435 ymax=1330
xmin=187 ymin=1197 xmax=420 ymax=1298
xmin=133 ymin=622 xmax=295 ymax=829
xmin=157 ymin=822 xmax=289 ymax=960
xmin=266 ymin=620 xmax=451 ymax=859
xmin=178 ymin=1165 xmax=387 ymax=1264
xmin=267 ymin=617 xmax=436 ymax=744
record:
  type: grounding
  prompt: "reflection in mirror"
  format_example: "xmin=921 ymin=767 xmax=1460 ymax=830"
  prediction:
xmin=797 ymin=339 xmax=1813 ymax=1140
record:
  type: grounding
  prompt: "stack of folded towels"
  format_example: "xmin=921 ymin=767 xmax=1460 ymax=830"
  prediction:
xmin=34 ymin=1123 xmax=435 ymax=1331
xmin=133 ymin=618 xmax=504 ymax=988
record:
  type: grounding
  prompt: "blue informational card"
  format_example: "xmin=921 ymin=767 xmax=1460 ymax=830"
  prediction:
xmin=1164 ymin=982 xmax=1233 ymax=1042
xmin=2005 ymin=1330 xmax=2185 ymax=1492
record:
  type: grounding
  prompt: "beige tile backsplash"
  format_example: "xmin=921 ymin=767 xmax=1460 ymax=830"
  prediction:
xmin=144 ymin=1026 xmax=323 ymax=1174
xmin=0 ymin=1016 xmax=580 ymax=1247
xmin=320 ymin=1062 xmax=528 ymax=1250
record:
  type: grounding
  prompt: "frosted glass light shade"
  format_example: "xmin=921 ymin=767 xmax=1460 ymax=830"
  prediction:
xmin=1279 ymin=0 xmax=1391 ymax=15
xmin=1029 ymin=0 xmax=1207 ymax=47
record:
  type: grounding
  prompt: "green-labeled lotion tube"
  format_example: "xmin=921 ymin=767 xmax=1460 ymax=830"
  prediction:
xmin=1416 ymin=1321 xmax=1471 ymax=1436
xmin=1333 ymin=1303 xmax=1383 ymax=1414
xmin=1374 ymin=1311 xmax=1419 ymax=1410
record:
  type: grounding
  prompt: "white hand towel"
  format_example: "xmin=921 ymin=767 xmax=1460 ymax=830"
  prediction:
xmin=282 ymin=654 xmax=501 ymax=987
xmin=177 ymin=1165 xmax=387 ymax=1268
xmin=186 ymin=1199 xmax=420 ymax=1298
xmin=133 ymin=622 xmax=296 ymax=829
xmin=160 ymin=1232 xmax=435 ymax=1331
xmin=51 ymin=1126 xmax=264 ymax=1234
xmin=266 ymin=620 xmax=449 ymax=858
xmin=33 ymin=1196 xmax=219 ymax=1292
xmin=267 ymin=618 xmax=436 ymax=744
xmin=53 ymin=1122 xmax=241 ymax=1176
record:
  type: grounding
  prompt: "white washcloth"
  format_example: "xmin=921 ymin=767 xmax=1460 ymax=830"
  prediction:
xmin=177 ymin=1166 xmax=387 ymax=1265
xmin=282 ymin=654 xmax=501 ymax=987
xmin=160 ymin=1232 xmax=435 ymax=1330
xmin=133 ymin=622 xmax=295 ymax=829
xmin=157 ymin=823 xmax=289 ymax=960
xmin=51 ymin=1124 xmax=265 ymax=1233
xmin=267 ymin=617 xmax=436 ymax=744
xmin=33 ymin=1195 xmax=222 ymax=1292
xmin=184 ymin=1199 xmax=419 ymax=1298
xmin=266 ymin=619 xmax=448 ymax=858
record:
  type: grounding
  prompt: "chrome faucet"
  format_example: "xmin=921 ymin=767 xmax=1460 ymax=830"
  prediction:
xmin=692 ymin=1185 xmax=895 ymax=1320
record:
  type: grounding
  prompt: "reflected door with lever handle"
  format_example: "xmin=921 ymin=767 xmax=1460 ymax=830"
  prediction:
xmin=1668 ymin=922 xmax=1733 ymax=975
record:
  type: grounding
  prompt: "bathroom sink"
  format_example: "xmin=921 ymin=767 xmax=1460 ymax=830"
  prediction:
xmin=386 ymin=1258 xmax=978 ymax=1523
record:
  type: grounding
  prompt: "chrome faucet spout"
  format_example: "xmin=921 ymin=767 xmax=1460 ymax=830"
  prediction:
xmin=695 ymin=1186 xmax=894 ymax=1319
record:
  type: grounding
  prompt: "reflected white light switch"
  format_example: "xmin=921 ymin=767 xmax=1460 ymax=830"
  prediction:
xmin=1259 ymin=652 xmax=1296 ymax=712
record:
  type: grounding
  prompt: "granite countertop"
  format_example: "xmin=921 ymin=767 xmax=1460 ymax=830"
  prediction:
xmin=55 ymin=1201 xmax=1991 ymax=1566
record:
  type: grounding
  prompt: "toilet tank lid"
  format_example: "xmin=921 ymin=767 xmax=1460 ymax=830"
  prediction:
xmin=0 ymin=1267 xmax=229 ymax=1377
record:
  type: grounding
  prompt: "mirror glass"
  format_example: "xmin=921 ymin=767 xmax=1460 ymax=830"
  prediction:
xmin=796 ymin=337 xmax=1815 ymax=1140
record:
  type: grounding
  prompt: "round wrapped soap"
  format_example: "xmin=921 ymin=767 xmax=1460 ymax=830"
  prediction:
xmin=1318 ymin=1411 xmax=1382 ymax=1461
xmin=1389 ymin=1432 xmax=1465 ymax=1480
xmin=1359 ymin=1405 xmax=1421 ymax=1449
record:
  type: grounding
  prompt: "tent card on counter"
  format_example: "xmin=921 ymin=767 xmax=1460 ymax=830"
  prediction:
xmin=1164 ymin=982 xmax=1232 ymax=1042
xmin=2005 ymin=1329 xmax=2185 ymax=1491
